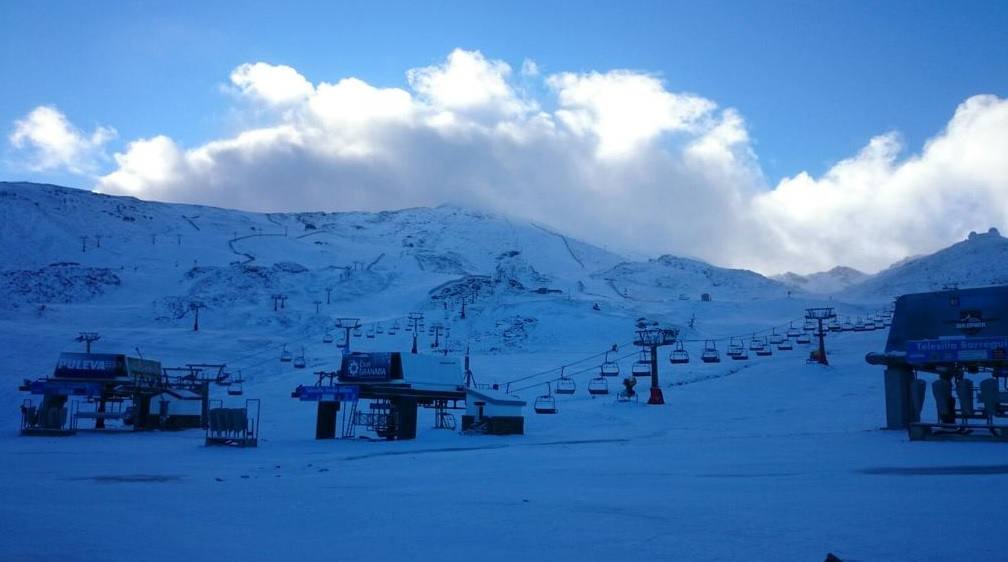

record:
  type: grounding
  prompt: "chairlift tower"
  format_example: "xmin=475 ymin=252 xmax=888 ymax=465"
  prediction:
xmin=634 ymin=327 xmax=679 ymax=405
xmin=334 ymin=317 xmax=360 ymax=352
xmin=76 ymin=332 xmax=101 ymax=353
xmin=189 ymin=304 xmax=204 ymax=330
xmin=313 ymin=299 xmax=322 ymax=314
xmin=407 ymin=312 xmax=425 ymax=354
xmin=430 ymin=322 xmax=445 ymax=349
xmin=805 ymin=307 xmax=836 ymax=365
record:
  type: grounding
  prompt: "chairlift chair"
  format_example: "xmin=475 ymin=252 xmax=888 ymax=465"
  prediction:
xmin=534 ymin=384 xmax=558 ymax=414
xmin=749 ymin=337 xmax=762 ymax=351
xmin=804 ymin=319 xmax=817 ymax=332
xmin=227 ymin=381 xmax=243 ymax=396
xmin=353 ymin=327 xmax=362 ymax=338
xmin=280 ymin=344 xmax=293 ymax=363
xmin=755 ymin=338 xmax=772 ymax=357
xmin=587 ymin=376 xmax=609 ymax=396
xmin=701 ymin=340 xmax=721 ymax=363
xmin=777 ymin=337 xmax=793 ymax=351
xmin=375 ymin=323 xmax=384 ymax=334
xmin=600 ymin=352 xmax=620 ymax=377
xmin=786 ymin=323 xmax=802 ymax=339
xmin=828 ymin=319 xmax=842 ymax=332
xmin=632 ymin=351 xmax=652 ymax=377
xmin=322 ymin=333 xmax=334 ymax=344
xmin=555 ymin=369 xmax=576 ymax=395
xmin=864 ymin=320 xmax=876 ymax=330
xmin=796 ymin=332 xmax=812 ymax=344
xmin=293 ymin=347 xmax=307 ymax=369
xmin=669 ymin=340 xmax=689 ymax=364
xmin=769 ymin=331 xmax=785 ymax=346
xmin=853 ymin=318 xmax=866 ymax=332
xmin=366 ymin=327 xmax=376 ymax=339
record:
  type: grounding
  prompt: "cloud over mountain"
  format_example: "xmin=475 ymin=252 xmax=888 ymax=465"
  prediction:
xmin=8 ymin=49 xmax=1008 ymax=274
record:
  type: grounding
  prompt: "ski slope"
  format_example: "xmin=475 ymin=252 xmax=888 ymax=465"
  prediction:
xmin=1 ymin=182 xmax=1006 ymax=561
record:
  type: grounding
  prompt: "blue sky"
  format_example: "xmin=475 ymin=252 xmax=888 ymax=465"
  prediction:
xmin=2 ymin=1 xmax=1007 ymax=273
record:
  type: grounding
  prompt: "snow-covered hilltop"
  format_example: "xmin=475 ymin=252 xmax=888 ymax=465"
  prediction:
xmin=773 ymin=266 xmax=870 ymax=294
xmin=0 ymin=181 xmax=794 ymax=316
xmin=843 ymin=227 xmax=1008 ymax=299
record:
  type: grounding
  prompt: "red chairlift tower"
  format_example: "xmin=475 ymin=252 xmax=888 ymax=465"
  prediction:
xmin=805 ymin=307 xmax=836 ymax=365
xmin=634 ymin=326 xmax=679 ymax=405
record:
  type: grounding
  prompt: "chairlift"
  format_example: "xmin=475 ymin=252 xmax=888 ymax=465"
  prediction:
xmin=828 ymin=319 xmax=842 ymax=332
xmin=534 ymin=384 xmax=558 ymax=414
xmin=841 ymin=319 xmax=854 ymax=331
xmin=731 ymin=347 xmax=749 ymax=360
xmin=587 ymin=376 xmax=609 ymax=396
xmin=864 ymin=320 xmax=876 ymax=331
xmin=293 ymin=347 xmax=306 ymax=369
xmin=769 ymin=330 xmax=785 ymax=346
xmin=754 ymin=338 xmax=772 ymax=357
xmin=669 ymin=340 xmax=689 ymax=365
xmin=353 ymin=327 xmax=362 ymax=338
xmin=749 ymin=337 xmax=763 ymax=351
xmin=786 ymin=323 xmax=801 ymax=339
xmin=701 ymin=340 xmax=721 ymax=363
xmin=600 ymin=352 xmax=620 ymax=377
xmin=804 ymin=319 xmax=816 ymax=332
xmin=632 ymin=350 xmax=652 ymax=377
xmin=322 ymin=333 xmax=334 ymax=344
xmin=555 ymin=368 xmax=576 ymax=395
xmin=796 ymin=332 xmax=812 ymax=344
xmin=853 ymin=318 xmax=866 ymax=332
xmin=227 ymin=381 xmax=243 ymax=396
xmin=366 ymin=327 xmax=376 ymax=339
xmin=376 ymin=323 xmax=384 ymax=334
xmin=777 ymin=337 xmax=793 ymax=351
xmin=280 ymin=344 xmax=293 ymax=363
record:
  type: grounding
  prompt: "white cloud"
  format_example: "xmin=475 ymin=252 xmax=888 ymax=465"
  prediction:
xmin=9 ymin=105 xmax=115 ymax=174
xmin=521 ymin=58 xmax=539 ymax=77
xmin=26 ymin=48 xmax=999 ymax=275
xmin=753 ymin=94 xmax=1008 ymax=273
xmin=230 ymin=62 xmax=314 ymax=105
xmin=407 ymin=49 xmax=534 ymax=118
xmin=548 ymin=71 xmax=716 ymax=158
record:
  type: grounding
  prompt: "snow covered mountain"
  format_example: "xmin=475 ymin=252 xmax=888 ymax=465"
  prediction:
xmin=843 ymin=227 xmax=1008 ymax=299
xmin=772 ymin=266 xmax=870 ymax=294
xmin=599 ymin=254 xmax=792 ymax=302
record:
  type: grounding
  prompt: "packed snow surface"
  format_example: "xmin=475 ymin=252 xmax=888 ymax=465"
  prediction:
xmin=1 ymin=182 xmax=1006 ymax=561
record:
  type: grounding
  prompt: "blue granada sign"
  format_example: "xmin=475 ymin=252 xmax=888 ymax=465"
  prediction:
xmin=339 ymin=353 xmax=393 ymax=382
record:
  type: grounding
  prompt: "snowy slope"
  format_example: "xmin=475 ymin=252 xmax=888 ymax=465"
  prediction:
xmin=597 ymin=254 xmax=793 ymax=302
xmin=843 ymin=227 xmax=1008 ymax=299
xmin=3 ymin=182 xmax=1006 ymax=562
xmin=772 ymin=266 xmax=870 ymax=294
